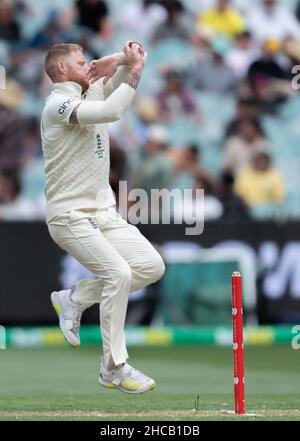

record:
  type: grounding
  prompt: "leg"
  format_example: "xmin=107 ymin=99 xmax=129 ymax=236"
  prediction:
xmin=102 ymin=223 xmax=165 ymax=292
xmin=48 ymin=217 xmax=131 ymax=367
xmin=67 ymin=222 xmax=165 ymax=302
xmin=49 ymin=211 xmax=163 ymax=393
xmin=98 ymin=222 xmax=162 ymax=393
xmin=49 ymin=221 xmax=165 ymax=306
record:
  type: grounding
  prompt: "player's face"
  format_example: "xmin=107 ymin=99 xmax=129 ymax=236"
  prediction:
xmin=66 ymin=50 xmax=90 ymax=93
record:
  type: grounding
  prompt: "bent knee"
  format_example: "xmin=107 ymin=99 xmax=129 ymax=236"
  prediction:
xmin=150 ymin=253 xmax=165 ymax=282
xmin=115 ymin=264 xmax=132 ymax=286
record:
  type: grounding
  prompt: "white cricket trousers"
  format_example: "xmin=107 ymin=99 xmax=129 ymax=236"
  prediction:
xmin=48 ymin=207 xmax=165 ymax=369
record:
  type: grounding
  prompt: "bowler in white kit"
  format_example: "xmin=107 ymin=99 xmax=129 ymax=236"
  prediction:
xmin=41 ymin=42 xmax=165 ymax=394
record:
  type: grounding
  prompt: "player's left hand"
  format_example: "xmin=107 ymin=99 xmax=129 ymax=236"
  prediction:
xmin=88 ymin=42 xmax=145 ymax=85
xmin=88 ymin=55 xmax=120 ymax=85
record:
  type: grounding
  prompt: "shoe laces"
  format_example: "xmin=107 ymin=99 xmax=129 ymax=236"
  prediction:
xmin=126 ymin=366 xmax=146 ymax=382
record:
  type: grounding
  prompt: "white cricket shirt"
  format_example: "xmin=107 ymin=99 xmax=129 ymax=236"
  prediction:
xmin=41 ymin=77 xmax=135 ymax=223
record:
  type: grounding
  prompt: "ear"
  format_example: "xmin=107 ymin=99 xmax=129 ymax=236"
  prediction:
xmin=57 ymin=58 xmax=68 ymax=76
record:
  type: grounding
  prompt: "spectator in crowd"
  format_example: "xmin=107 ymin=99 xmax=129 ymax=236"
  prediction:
xmin=120 ymin=0 xmax=167 ymax=41
xmin=0 ymin=0 xmax=20 ymax=42
xmin=189 ymin=35 xmax=237 ymax=94
xmin=155 ymin=68 xmax=202 ymax=121
xmin=195 ymin=0 xmax=251 ymax=16
xmin=11 ymin=47 xmax=45 ymax=96
xmin=132 ymin=97 xmax=161 ymax=146
xmin=0 ymin=78 xmax=46 ymax=220
xmin=23 ymin=117 xmax=43 ymax=159
xmin=30 ymin=12 xmax=64 ymax=49
xmin=198 ymin=0 xmax=245 ymax=39
xmin=169 ymin=144 xmax=222 ymax=222
xmin=218 ymin=172 xmax=249 ymax=220
xmin=242 ymin=77 xmax=284 ymax=115
xmin=20 ymin=154 xmax=46 ymax=208
xmin=248 ymin=0 xmax=300 ymax=43
xmin=0 ymin=0 xmax=298 ymax=223
xmin=234 ymin=150 xmax=285 ymax=206
xmin=191 ymin=24 xmax=216 ymax=63
xmin=75 ymin=0 xmax=110 ymax=34
xmin=109 ymin=136 xmax=127 ymax=204
xmin=0 ymin=168 xmax=20 ymax=205
xmin=0 ymin=80 xmax=28 ymax=171
xmin=225 ymin=98 xmax=259 ymax=139
xmin=107 ymin=97 xmax=161 ymax=154
xmin=152 ymin=0 xmax=191 ymax=43
xmin=223 ymin=117 xmax=271 ymax=174
xmin=132 ymin=125 xmax=174 ymax=195
xmin=0 ymin=168 xmax=44 ymax=220
xmin=225 ymin=31 xmax=258 ymax=80
xmin=172 ymin=174 xmax=223 ymax=223
xmin=57 ymin=9 xmax=99 ymax=47
xmin=244 ymin=38 xmax=294 ymax=113
xmin=283 ymin=37 xmax=300 ymax=64
xmin=171 ymin=144 xmax=217 ymax=193
xmin=282 ymin=38 xmax=300 ymax=79
xmin=247 ymin=39 xmax=290 ymax=84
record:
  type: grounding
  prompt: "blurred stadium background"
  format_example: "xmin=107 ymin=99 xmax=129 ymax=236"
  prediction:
xmin=1 ymin=0 xmax=300 ymax=420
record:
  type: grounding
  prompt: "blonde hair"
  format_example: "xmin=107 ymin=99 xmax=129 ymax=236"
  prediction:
xmin=44 ymin=43 xmax=83 ymax=82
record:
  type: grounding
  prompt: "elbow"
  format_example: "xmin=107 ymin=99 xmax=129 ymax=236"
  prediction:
xmin=114 ymin=112 xmax=123 ymax=121
xmin=111 ymin=108 xmax=124 ymax=121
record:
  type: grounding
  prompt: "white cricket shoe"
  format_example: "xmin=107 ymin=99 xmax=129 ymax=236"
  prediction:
xmin=99 ymin=358 xmax=156 ymax=394
xmin=51 ymin=290 xmax=86 ymax=347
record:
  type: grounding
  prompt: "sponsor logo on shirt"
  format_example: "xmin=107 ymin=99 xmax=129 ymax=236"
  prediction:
xmin=95 ymin=133 xmax=105 ymax=159
xmin=88 ymin=218 xmax=98 ymax=229
xmin=58 ymin=98 xmax=74 ymax=114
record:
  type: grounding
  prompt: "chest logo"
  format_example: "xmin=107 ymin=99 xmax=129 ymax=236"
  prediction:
xmin=95 ymin=133 xmax=105 ymax=159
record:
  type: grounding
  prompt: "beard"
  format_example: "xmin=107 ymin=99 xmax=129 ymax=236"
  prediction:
xmin=67 ymin=68 xmax=90 ymax=94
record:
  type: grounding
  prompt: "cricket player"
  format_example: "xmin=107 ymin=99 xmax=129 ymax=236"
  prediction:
xmin=41 ymin=42 xmax=165 ymax=394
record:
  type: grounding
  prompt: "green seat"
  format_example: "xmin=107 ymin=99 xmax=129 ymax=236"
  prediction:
xmin=149 ymin=38 xmax=197 ymax=69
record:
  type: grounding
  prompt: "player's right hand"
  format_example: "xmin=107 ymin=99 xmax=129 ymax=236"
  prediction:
xmin=123 ymin=41 xmax=145 ymax=67
xmin=88 ymin=55 xmax=119 ymax=84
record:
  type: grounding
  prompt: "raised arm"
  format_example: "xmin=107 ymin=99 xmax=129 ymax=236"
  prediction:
xmin=103 ymin=52 xmax=147 ymax=98
xmin=88 ymin=41 xmax=146 ymax=98
xmin=70 ymin=44 xmax=145 ymax=125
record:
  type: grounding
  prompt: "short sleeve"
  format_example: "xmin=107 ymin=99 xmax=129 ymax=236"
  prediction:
xmin=44 ymin=95 xmax=82 ymax=127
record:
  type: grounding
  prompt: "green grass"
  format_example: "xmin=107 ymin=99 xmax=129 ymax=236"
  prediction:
xmin=0 ymin=345 xmax=300 ymax=420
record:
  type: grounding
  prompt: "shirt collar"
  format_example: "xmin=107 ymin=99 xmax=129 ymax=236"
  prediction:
xmin=53 ymin=81 xmax=83 ymax=98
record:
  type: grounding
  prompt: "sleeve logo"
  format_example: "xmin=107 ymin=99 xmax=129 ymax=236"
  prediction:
xmin=58 ymin=98 xmax=74 ymax=114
